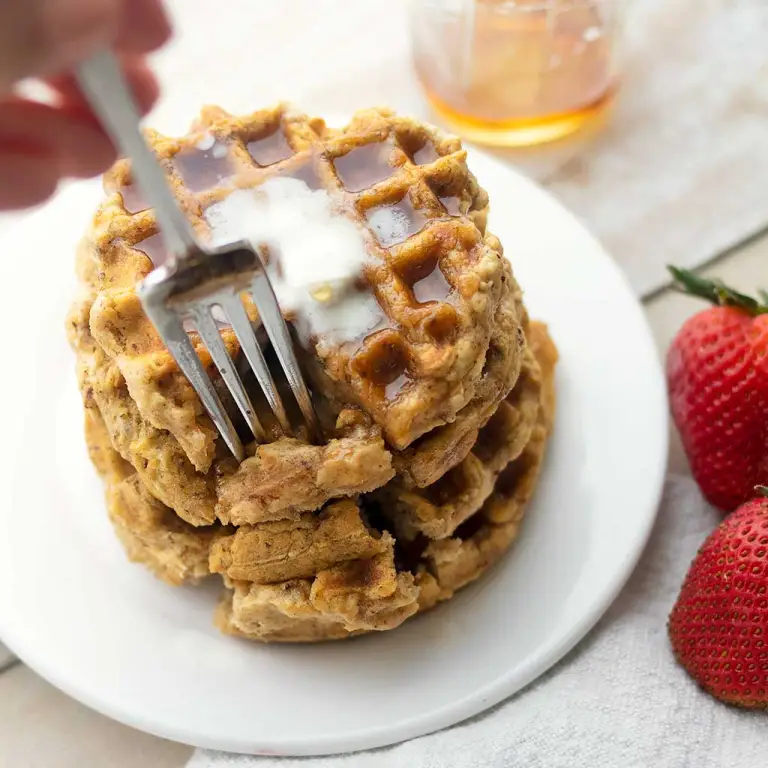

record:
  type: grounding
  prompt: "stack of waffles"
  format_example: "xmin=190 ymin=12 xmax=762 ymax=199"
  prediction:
xmin=67 ymin=105 xmax=557 ymax=642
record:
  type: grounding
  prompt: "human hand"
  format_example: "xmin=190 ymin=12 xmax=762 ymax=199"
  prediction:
xmin=0 ymin=0 xmax=171 ymax=209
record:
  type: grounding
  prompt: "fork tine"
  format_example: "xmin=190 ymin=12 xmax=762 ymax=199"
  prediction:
xmin=192 ymin=306 xmax=267 ymax=444
xmin=250 ymin=262 xmax=321 ymax=442
xmin=220 ymin=294 xmax=293 ymax=437
xmin=144 ymin=306 xmax=245 ymax=461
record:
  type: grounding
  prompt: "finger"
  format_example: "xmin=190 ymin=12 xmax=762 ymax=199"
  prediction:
xmin=0 ymin=151 xmax=60 ymax=210
xmin=116 ymin=0 xmax=173 ymax=54
xmin=48 ymin=55 xmax=161 ymax=117
xmin=0 ymin=0 xmax=121 ymax=92
xmin=0 ymin=97 xmax=116 ymax=179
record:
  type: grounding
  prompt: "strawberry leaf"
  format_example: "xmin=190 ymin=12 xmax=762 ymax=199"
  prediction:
xmin=667 ymin=266 xmax=768 ymax=316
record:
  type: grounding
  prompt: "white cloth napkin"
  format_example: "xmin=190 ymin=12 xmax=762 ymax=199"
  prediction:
xmin=189 ymin=476 xmax=766 ymax=768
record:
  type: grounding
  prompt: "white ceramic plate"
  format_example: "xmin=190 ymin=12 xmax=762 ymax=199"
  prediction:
xmin=0 ymin=149 xmax=667 ymax=757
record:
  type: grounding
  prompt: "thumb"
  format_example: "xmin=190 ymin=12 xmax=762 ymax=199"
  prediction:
xmin=0 ymin=0 xmax=121 ymax=93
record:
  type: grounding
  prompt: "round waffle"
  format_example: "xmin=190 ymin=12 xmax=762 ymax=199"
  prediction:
xmin=69 ymin=104 xmax=526 ymax=531
xmin=86 ymin=322 xmax=556 ymax=642
xmin=392 ymin=243 xmax=527 ymax=489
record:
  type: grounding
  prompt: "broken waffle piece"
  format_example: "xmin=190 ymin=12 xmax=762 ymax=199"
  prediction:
xmin=214 ymin=416 xmax=394 ymax=525
xmin=210 ymin=500 xmax=389 ymax=583
xmin=217 ymin=540 xmax=419 ymax=642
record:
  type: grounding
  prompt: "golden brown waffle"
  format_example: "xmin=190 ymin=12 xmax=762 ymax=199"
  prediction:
xmin=109 ymin=475 xmax=222 ymax=587
xmin=76 ymin=103 xmax=523 ymax=470
xmin=412 ymin=322 xmax=557 ymax=611
xmin=209 ymin=499 xmax=391 ymax=584
xmin=215 ymin=323 xmax=555 ymax=642
xmin=69 ymin=102 xmax=554 ymax=644
xmin=90 ymin=322 xmax=556 ymax=642
xmin=84 ymin=402 xmax=223 ymax=585
xmin=68 ymin=297 xmax=395 ymax=527
xmin=373 ymin=335 xmax=543 ymax=541
xmin=392 ymin=249 xmax=527 ymax=489
xmin=216 ymin=542 xmax=421 ymax=643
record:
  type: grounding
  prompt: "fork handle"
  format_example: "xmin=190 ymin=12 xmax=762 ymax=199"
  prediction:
xmin=75 ymin=51 xmax=198 ymax=259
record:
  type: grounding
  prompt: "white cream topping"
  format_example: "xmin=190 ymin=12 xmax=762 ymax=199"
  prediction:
xmin=204 ymin=177 xmax=383 ymax=344
xmin=195 ymin=133 xmax=216 ymax=151
xmin=367 ymin=205 xmax=411 ymax=247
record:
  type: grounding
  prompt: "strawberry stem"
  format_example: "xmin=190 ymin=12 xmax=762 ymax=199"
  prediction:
xmin=668 ymin=266 xmax=768 ymax=316
xmin=757 ymin=486 xmax=768 ymax=498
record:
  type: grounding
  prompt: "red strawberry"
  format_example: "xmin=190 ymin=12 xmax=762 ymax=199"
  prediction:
xmin=668 ymin=492 xmax=768 ymax=708
xmin=666 ymin=267 xmax=768 ymax=511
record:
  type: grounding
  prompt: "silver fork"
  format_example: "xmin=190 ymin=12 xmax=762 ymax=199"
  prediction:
xmin=76 ymin=51 xmax=320 ymax=462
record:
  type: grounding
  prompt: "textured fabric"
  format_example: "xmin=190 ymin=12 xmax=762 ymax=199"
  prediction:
xmin=540 ymin=0 xmax=768 ymax=296
xmin=190 ymin=476 xmax=766 ymax=768
xmin=0 ymin=644 xmax=13 ymax=670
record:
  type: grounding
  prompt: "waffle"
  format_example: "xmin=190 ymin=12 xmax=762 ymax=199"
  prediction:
xmin=373 ymin=332 xmax=543 ymax=541
xmin=89 ymin=322 xmax=556 ymax=642
xmin=69 ymin=103 xmax=556 ymax=644
xmin=209 ymin=499 xmax=391 ymax=584
xmin=84 ymin=401 xmax=223 ymax=585
xmin=216 ymin=542 xmax=421 ymax=643
xmin=78 ymin=102 xmax=522 ymax=455
xmin=216 ymin=322 xmax=555 ymax=642
xmin=411 ymin=322 xmax=557 ymax=611
xmin=68 ymin=297 xmax=395 ymax=526
xmin=392 ymin=247 xmax=527 ymax=488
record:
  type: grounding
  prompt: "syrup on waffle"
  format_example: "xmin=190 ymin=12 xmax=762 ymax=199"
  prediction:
xmin=84 ymin=105 xmax=522 ymax=458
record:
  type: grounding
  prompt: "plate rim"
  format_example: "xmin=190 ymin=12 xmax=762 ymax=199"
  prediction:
xmin=0 ymin=148 xmax=668 ymax=756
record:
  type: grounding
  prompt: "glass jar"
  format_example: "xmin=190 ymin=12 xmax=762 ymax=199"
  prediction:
xmin=410 ymin=0 xmax=625 ymax=147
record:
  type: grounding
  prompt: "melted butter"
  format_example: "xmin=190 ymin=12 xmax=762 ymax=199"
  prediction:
xmin=279 ymin=159 xmax=322 ymax=190
xmin=203 ymin=177 xmax=384 ymax=345
xmin=366 ymin=195 xmax=429 ymax=247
